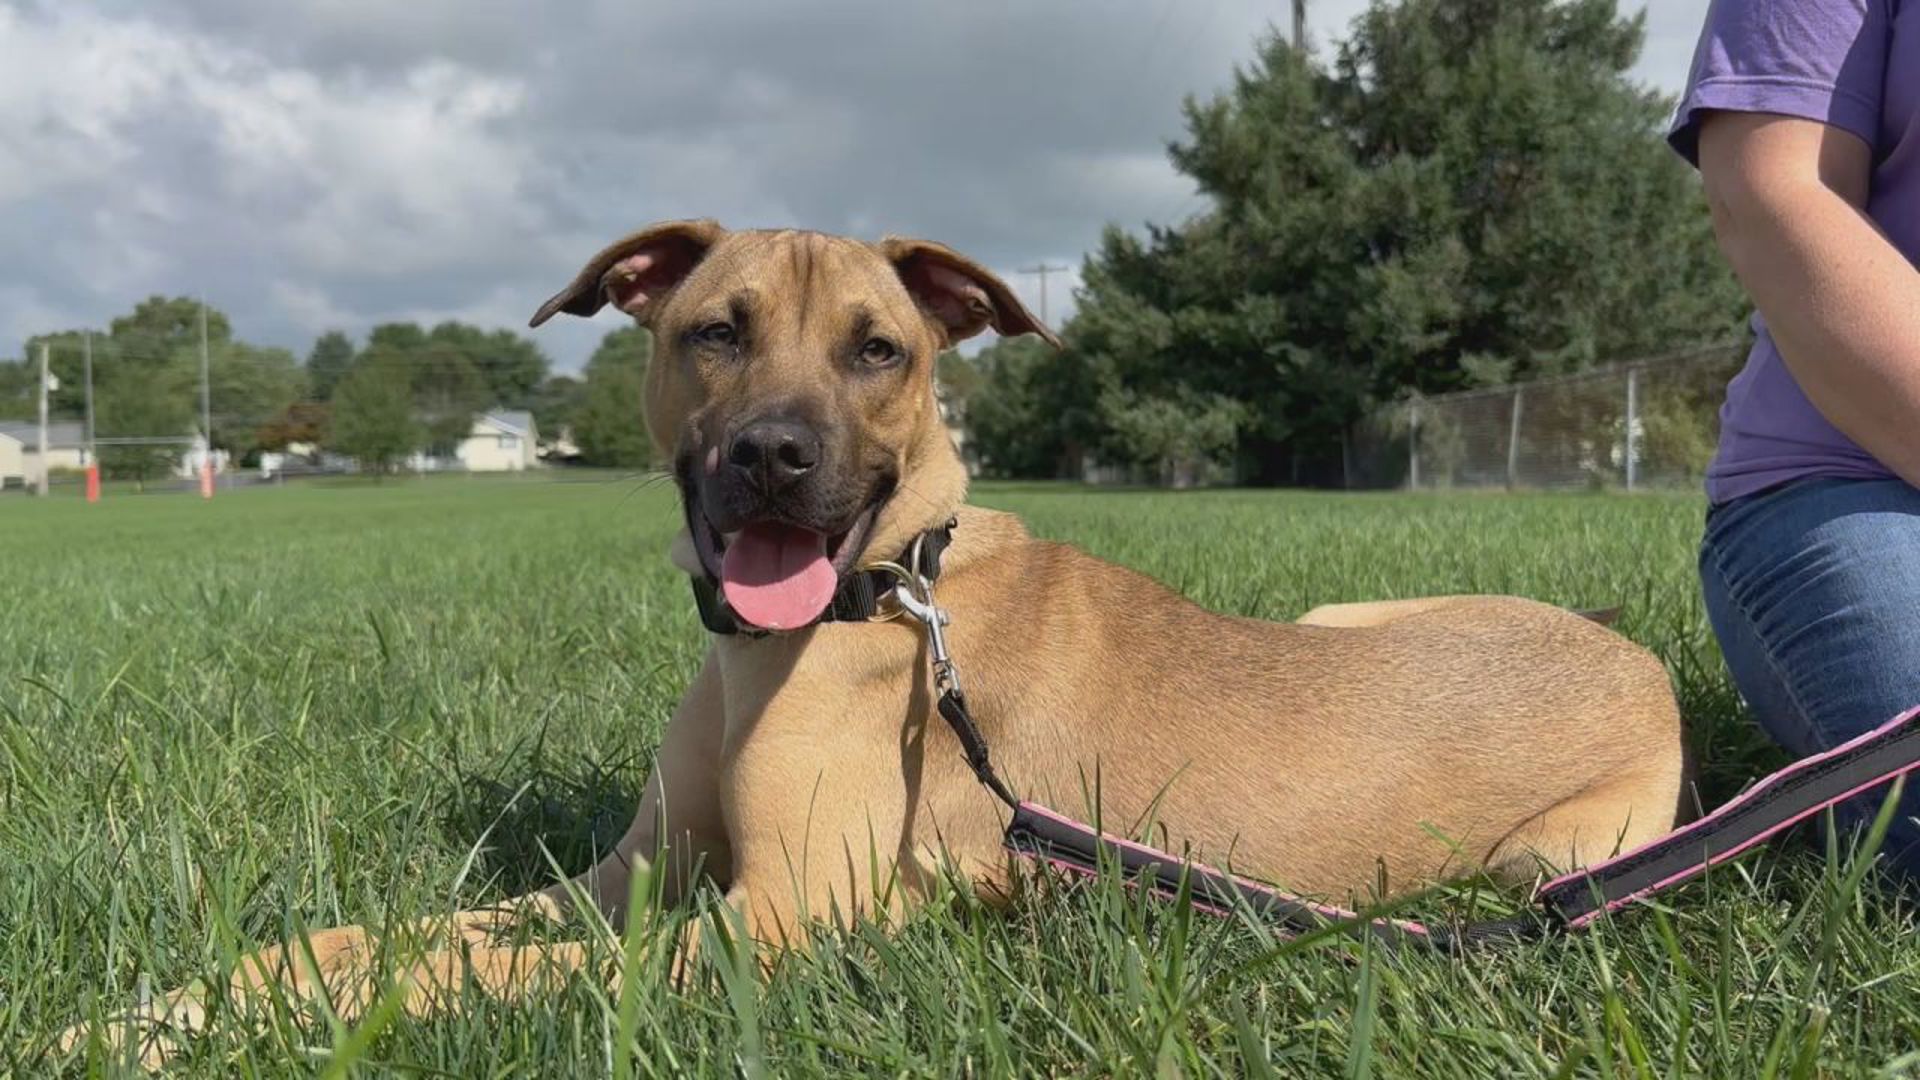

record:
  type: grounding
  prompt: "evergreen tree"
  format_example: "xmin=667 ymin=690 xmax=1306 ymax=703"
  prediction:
xmin=306 ymin=331 xmax=356 ymax=401
xmin=977 ymin=0 xmax=1745 ymax=484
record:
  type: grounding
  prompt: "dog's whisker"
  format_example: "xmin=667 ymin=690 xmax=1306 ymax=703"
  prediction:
xmin=605 ymin=469 xmax=675 ymax=508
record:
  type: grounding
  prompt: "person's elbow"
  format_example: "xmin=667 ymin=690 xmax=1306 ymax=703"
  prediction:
xmin=1699 ymin=171 xmax=1793 ymax=283
xmin=1696 ymin=111 xmax=1872 ymax=273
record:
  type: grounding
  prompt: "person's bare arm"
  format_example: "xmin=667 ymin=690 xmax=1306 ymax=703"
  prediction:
xmin=1697 ymin=111 xmax=1920 ymax=488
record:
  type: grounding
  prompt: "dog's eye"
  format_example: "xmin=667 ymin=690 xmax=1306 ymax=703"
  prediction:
xmin=694 ymin=322 xmax=737 ymax=347
xmin=859 ymin=337 xmax=901 ymax=367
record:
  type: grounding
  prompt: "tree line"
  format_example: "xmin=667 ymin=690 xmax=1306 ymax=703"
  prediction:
xmin=0 ymin=298 xmax=657 ymax=479
xmin=953 ymin=0 xmax=1749 ymax=486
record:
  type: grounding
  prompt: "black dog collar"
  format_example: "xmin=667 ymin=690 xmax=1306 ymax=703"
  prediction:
xmin=691 ymin=519 xmax=957 ymax=636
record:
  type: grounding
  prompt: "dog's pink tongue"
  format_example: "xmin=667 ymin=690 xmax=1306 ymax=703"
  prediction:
xmin=721 ymin=523 xmax=836 ymax=630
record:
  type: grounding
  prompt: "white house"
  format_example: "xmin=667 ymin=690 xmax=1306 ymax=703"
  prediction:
xmin=0 ymin=428 xmax=20 ymax=487
xmin=396 ymin=411 xmax=543 ymax=474
xmin=935 ymin=390 xmax=978 ymax=477
xmin=453 ymin=411 xmax=541 ymax=472
xmin=0 ymin=421 xmax=91 ymax=490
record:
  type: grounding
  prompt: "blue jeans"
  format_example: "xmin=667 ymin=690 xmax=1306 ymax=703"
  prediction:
xmin=1700 ymin=476 xmax=1920 ymax=872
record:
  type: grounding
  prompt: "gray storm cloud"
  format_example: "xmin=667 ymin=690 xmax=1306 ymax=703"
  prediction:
xmin=2 ymin=0 xmax=1705 ymax=371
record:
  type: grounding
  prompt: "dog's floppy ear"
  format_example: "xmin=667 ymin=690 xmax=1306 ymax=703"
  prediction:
xmin=529 ymin=219 xmax=725 ymax=327
xmin=880 ymin=236 xmax=1062 ymax=349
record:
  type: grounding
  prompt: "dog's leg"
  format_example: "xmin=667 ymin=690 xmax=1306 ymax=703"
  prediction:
xmin=702 ymin=760 xmax=928 ymax=958
xmin=61 ymin=652 xmax=732 ymax=1067
xmin=537 ymin=652 xmax=733 ymax=926
xmin=56 ymin=913 xmax=593 ymax=1069
xmin=1483 ymin=765 xmax=1682 ymax=881
xmin=710 ymin=866 xmax=915 ymax=965
xmin=706 ymin=762 xmax=1003 ymax=964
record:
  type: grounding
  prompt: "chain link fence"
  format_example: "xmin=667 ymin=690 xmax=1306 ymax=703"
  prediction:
xmin=1346 ymin=342 xmax=1747 ymax=491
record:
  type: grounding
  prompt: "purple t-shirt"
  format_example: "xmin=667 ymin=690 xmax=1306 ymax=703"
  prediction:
xmin=1669 ymin=0 xmax=1916 ymax=503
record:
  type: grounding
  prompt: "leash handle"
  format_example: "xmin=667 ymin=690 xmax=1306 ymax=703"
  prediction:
xmin=1536 ymin=702 xmax=1920 ymax=926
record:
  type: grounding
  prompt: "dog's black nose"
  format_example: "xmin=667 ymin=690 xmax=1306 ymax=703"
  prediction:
xmin=728 ymin=419 xmax=821 ymax=487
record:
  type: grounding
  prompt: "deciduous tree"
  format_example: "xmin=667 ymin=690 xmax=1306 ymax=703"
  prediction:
xmin=329 ymin=354 xmax=422 ymax=475
xmin=573 ymin=327 xmax=654 ymax=468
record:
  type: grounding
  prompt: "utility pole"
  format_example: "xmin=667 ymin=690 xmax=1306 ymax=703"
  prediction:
xmin=1293 ymin=0 xmax=1307 ymax=51
xmin=36 ymin=342 xmax=49 ymax=497
xmin=1408 ymin=396 xmax=1421 ymax=490
xmin=84 ymin=332 xmax=99 ymax=502
xmin=1019 ymin=262 xmax=1070 ymax=326
xmin=199 ymin=299 xmax=213 ymax=498
xmin=1506 ymin=387 xmax=1524 ymax=490
xmin=1625 ymin=367 xmax=1640 ymax=492
xmin=83 ymin=332 xmax=95 ymax=450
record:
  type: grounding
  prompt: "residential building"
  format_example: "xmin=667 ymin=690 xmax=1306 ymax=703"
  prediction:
xmin=935 ymin=390 xmax=978 ymax=477
xmin=406 ymin=411 xmax=543 ymax=473
xmin=0 ymin=421 xmax=90 ymax=490
xmin=458 ymin=411 xmax=539 ymax=472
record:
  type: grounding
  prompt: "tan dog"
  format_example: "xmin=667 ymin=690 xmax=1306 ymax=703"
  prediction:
xmin=63 ymin=222 xmax=1684 ymax=1063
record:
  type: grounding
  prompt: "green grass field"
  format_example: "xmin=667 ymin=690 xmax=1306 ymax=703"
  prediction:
xmin=5 ymin=476 xmax=1918 ymax=1076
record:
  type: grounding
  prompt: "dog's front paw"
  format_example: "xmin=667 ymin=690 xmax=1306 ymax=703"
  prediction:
xmin=57 ymin=980 xmax=213 ymax=1071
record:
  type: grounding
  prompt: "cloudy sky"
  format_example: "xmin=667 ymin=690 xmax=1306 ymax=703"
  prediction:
xmin=0 ymin=0 xmax=1712 ymax=373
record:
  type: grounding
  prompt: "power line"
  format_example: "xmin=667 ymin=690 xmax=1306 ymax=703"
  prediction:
xmin=29 ymin=342 xmax=547 ymax=370
xmin=1018 ymin=263 xmax=1071 ymax=326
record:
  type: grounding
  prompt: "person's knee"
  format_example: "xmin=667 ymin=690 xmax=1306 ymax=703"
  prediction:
xmin=1701 ymin=480 xmax=1920 ymax=753
xmin=1699 ymin=539 xmax=1822 ymax=755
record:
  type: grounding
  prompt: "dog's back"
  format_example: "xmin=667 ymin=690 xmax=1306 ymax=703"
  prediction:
xmin=938 ymin=513 xmax=1684 ymax=899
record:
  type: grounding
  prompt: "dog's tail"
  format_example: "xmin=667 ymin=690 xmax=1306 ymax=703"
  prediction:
xmin=1570 ymin=606 xmax=1622 ymax=627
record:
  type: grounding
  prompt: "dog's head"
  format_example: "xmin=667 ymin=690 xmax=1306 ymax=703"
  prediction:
xmin=531 ymin=221 xmax=1058 ymax=631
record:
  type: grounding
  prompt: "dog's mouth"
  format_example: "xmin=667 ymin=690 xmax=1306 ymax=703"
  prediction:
xmin=688 ymin=491 xmax=889 ymax=632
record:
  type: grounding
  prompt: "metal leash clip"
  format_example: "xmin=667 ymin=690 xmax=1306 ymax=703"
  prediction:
xmin=868 ymin=536 xmax=962 ymax=694
xmin=872 ymin=538 xmax=1019 ymax=810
